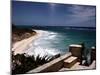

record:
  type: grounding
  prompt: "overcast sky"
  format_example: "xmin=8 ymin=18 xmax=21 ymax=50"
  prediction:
xmin=12 ymin=1 xmax=96 ymax=27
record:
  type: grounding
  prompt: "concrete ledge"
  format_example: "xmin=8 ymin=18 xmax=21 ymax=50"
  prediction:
xmin=27 ymin=52 xmax=72 ymax=73
xmin=69 ymin=44 xmax=82 ymax=48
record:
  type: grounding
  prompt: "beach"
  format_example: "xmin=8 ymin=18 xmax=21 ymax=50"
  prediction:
xmin=12 ymin=30 xmax=42 ymax=55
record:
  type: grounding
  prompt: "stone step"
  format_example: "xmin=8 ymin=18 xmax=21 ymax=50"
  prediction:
xmin=64 ymin=56 xmax=78 ymax=68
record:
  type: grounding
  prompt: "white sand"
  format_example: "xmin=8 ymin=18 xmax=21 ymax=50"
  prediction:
xmin=12 ymin=30 xmax=42 ymax=55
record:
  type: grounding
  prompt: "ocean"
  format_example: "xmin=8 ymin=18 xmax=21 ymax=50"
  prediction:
xmin=20 ymin=26 xmax=96 ymax=59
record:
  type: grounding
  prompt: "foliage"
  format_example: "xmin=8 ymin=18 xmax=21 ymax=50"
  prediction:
xmin=12 ymin=52 xmax=53 ymax=74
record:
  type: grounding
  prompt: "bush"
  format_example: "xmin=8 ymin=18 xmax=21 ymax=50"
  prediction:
xmin=12 ymin=52 xmax=53 ymax=74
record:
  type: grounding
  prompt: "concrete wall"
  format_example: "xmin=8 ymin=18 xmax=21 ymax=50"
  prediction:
xmin=69 ymin=44 xmax=82 ymax=60
xmin=27 ymin=52 xmax=72 ymax=73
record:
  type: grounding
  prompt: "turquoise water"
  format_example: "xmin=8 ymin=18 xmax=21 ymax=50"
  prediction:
xmin=25 ymin=26 xmax=96 ymax=58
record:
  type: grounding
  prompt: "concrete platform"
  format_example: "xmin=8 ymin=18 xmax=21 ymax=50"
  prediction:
xmin=59 ymin=61 xmax=96 ymax=71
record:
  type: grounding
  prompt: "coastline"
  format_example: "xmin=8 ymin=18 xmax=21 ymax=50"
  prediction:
xmin=12 ymin=30 xmax=41 ymax=55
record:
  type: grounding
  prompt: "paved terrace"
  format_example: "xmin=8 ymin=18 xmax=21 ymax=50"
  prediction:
xmin=27 ymin=44 xmax=96 ymax=73
xmin=27 ymin=53 xmax=95 ymax=73
xmin=59 ymin=61 xmax=96 ymax=71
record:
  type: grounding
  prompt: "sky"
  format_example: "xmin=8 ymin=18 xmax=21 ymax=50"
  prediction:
xmin=12 ymin=1 xmax=96 ymax=27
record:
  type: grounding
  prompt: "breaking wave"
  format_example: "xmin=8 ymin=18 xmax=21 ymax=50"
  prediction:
xmin=25 ymin=30 xmax=62 ymax=57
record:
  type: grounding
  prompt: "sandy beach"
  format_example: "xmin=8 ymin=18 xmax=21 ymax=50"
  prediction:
xmin=12 ymin=30 xmax=42 ymax=55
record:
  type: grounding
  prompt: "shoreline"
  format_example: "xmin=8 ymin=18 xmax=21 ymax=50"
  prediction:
xmin=12 ymin=30 xmax=41 ymax=55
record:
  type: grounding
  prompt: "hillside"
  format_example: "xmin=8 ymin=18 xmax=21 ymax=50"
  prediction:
xmin=12 ymin=24 xmax=36 ymax=44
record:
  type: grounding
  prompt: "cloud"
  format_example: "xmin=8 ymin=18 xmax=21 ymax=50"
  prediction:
xmin=65 ymin=5 xmax=96 ymax=27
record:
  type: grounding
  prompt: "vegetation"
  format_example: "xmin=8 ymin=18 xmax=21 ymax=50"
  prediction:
xmin=12 ymin=51 xmax=59 ymax=74
xmin=12 ymin=24 xmax=36 ymax=44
